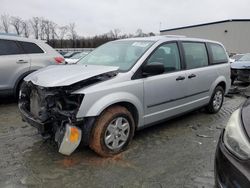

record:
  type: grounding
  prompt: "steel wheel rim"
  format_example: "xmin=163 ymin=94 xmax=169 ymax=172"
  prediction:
xmin=104 ymin=117 xmax=130 ymax=150
xmin=213 ymin=90 xmax=223 ymax=111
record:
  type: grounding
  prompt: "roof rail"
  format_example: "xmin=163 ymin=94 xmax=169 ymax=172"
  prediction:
xmin=163 ymin=35 xmax=186 ymax=38
xmin=0 ymin=33 xmax=18 ymax=37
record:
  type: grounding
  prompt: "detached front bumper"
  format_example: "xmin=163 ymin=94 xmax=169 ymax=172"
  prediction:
xmin=231 ymin=69 xmax=250 ymax=82
xmin=215 ymin=130 xmax=250 ymax=188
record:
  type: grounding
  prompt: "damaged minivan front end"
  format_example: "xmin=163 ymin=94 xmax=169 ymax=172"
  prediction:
xmin=19 ymin=65 xmax=118 ymax=155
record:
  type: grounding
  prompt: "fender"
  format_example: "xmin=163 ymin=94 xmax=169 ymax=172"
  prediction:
xmin=77 ymin=92 xmax=144 ymax=127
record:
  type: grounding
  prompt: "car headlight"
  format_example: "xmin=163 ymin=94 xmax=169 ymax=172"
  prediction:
xmin=224 ymin=109 xmax=250 ymax=160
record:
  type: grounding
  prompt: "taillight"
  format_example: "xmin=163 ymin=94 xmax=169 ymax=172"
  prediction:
xmin=54 ymin=57 xmax=65 ymax=64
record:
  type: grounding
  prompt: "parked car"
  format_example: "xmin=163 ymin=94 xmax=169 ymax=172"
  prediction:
xmin=58 ymin=50 xmax=67 ymax=56
xmin=19 ymin=36 xmax=230 ymax=157
xmin=215 ymin=99 xmax=250 ymax=188
xmin=65 ymin=51 xmax=90 ymax=64
xmin=0 ymin=34 xmax=65 ymax=97
xmin=231 ymin=53 xmax=250 ymax=83
xmin=230 ymin=53 xmax=245 ymax=62
xmin=63 ymin=51 xmax=80 ymax=58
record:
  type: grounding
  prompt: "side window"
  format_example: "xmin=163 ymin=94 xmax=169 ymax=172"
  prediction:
xmin=147 ymin=43 xmax=181 ymax=73
xmin=209 ymin=43 xmax=228 ymax=64
xmin=0 ymin=39 xmax=23 ymax=55
xmin=183 ymin=42 xmax=208 ymax=69
xmin=19 ymin=41 xmax=44 ymax=54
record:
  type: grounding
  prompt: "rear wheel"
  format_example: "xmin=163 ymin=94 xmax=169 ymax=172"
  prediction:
xmin=89 ymin=105 xmax=135 ymax=157
xmin=206 ymin=86 xmax=224 ymax=114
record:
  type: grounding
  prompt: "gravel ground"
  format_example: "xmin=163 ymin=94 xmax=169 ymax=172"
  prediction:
xmin=0 ymin=85 xmax=248 ymax=188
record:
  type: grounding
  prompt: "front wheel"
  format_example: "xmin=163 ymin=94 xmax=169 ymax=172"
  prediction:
xmin=89 ymin=105 xmax=135 ymax=157
xmin=206 ymin=86 xmax=225 ymax=114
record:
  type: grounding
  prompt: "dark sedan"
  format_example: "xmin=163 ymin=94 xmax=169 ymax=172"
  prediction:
xmin=215 ymin=99 xmax=250 ymax=188
xmin=231 ymin=53 xmax=250 ymax=84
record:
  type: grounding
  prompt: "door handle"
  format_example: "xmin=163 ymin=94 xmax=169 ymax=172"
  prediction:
xmin=176 ymin=76 xmax=185 ymax=81
xmin=188 ymin=74 xmax=196 ymax=79
xmin=16 ymin=60 xmax=28 ymax=64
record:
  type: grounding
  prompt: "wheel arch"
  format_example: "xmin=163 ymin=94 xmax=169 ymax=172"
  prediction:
xmin=216 ymin=81 xmax=226 ymax=92
xmin=210 ymin=76 xmax=228 ymax=97
xmin=77 ymin=92 xmax=144 ymax=128
xmin=108 ymin=102 xmax=139 ymax=129
xmin=14 ymin=70 xmax=36 ymax=97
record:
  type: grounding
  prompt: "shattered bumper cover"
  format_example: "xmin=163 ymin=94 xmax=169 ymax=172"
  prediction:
xmin=19 ymin=101 xmax=47 ymax=133
xmin=231 ymin=68 xmax=250 ymax=82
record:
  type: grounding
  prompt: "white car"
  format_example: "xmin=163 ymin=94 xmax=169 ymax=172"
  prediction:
xmin=65 ymin=51 xmax=90 ymax=64
xmin=0 ymin=34 xmax=64 ymax=96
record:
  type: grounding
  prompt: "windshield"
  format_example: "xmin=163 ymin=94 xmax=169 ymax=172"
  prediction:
xmin=78 ymin=40 xmax=154 ymax=71
xmin=238 ymin=54 xmax=250 ymax=61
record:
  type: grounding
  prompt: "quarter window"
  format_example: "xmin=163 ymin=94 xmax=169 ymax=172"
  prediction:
xmin=183 ymin=42 xmax=208 ymax=69
xmin=19 ymin=41 xmax=44 ymax=54
xmin=147 ymin=43 xmax=181 ymax=73
xmin=209 ymin=43 xmax=228 ymax=64
xmin=0 ymin=39 xmax=23 ymax=55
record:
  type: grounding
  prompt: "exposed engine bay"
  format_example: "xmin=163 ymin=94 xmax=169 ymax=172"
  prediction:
xmin=18 ymin=71 xmax=117 ymax=155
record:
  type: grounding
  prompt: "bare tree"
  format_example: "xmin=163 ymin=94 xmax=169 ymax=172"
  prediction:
xmin=107 ymin=30 xmax=115 ymax=38
xmin=43 ymin=19 xmax=50 ymax=41
xmin=113 ymin=28 xmax=121 ymax=38
xmin=22 ymin=20 xmax=30 ymax=38
xmin=39 ymin=18 xmax=46 ymax=40
xmin=59 ymin=26 xmax=68 ymax=39
xmin=68 ymin=23 xmax=77 ymax=40
xmin=1 ymin=14 xmax=10 ymax=33
xmin=135 ymin=29 xmax=143 ymax=37
xmin=10 ymin=16 xmax=23 ymax=35
xmin=135 ymin=29 xmax=148 ymax=37
xmin=30 ymin=17 xmax=40 ymax=39
xmin=68 ymin=23 xmax=77 ymax=47
xmin=58 ymin=26 xmax=68 ymax=47
xmin=49 ymin=21 xmax=57 ymax=40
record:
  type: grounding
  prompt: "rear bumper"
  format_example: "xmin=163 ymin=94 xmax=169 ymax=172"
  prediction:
xmin=215 ymin=131 xmax=250 ymax=188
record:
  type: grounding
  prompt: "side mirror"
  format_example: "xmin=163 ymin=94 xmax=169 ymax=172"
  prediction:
xmin=142 ymin=62 xmax=165 ymax=76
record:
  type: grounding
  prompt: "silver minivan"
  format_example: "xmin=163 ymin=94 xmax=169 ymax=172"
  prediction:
xmin=19 ymin=36 xmax=231 ymax=157
xmin=0 ymin=34 xmax=64 ymax=97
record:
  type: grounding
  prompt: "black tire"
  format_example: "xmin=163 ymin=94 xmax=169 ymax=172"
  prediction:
xmin=89 ymin=105 xmax=135 ymax=157
xmin=206 ymin=86 xmax=224 ymax=114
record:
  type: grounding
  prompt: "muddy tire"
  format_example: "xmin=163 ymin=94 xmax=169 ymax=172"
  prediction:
xmin=206 ymin=86 xmax=224 ymax=114
xmin=89 ymin=105 xmax=135 ymax=157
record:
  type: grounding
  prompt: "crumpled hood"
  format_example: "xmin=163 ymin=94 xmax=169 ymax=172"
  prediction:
xmin=231 ymin=61 xmax=250 ymax=69
xmin=24 ymin=65 xmax=119 ymax=87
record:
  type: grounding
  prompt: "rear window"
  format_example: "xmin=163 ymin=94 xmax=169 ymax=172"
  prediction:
xmin=19 ymin=41 xmax=44 ymax=54
xmin=209 ymin=43 xmax=228 ymax=64
xmin=0 ymin=39 xmax=23 ymax=55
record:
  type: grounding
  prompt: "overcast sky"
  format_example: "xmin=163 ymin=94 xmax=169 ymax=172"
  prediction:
xmin=1 ymin=0 xmax=250 ymax=37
